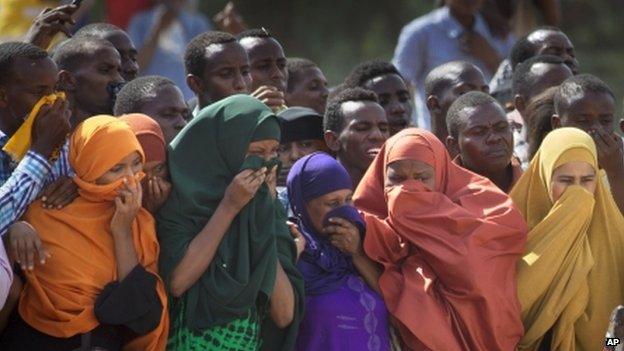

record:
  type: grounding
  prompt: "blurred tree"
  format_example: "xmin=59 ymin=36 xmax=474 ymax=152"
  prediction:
xmin=561 ymin=0 xmax=624 ymax=108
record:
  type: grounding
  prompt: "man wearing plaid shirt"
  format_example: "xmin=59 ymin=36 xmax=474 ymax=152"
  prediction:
xmin=0 ymin=42 xmax=72 ymax=238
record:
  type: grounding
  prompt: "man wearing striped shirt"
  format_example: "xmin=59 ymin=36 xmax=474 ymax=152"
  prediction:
xmin=0 ymin=42 xmax=72 ymax=239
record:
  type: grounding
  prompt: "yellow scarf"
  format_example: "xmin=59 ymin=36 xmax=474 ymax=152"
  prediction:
xmin=2 ymin=92 xmax=66 ymax=162
xmin=511 ymin=127 xmax=624 ymax=350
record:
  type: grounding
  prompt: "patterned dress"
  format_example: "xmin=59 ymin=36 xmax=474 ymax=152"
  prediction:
xmin=167 ymin=296 xmax=261 ymax=351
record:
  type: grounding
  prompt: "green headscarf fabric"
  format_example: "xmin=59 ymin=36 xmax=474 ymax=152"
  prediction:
xmin=251 ymin=118 xmax=281 ymax=142
xmin=157 ymin=95 xmax=304 ymax=349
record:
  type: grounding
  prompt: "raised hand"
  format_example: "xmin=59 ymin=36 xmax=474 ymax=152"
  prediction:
xmin=31 ymin=98 xmax=71 ymax=159
xmin=110 ymin=177 xmax=143 ymax=236
xmin=143 ymin=176 xmax=172 ymax=214
xmin=223 ymin=168 xmax=267 ymax=212
xmin=25 ymin=4 xmax=79 ymax=49
xmin=459 ymin=30 xmax=502 ymax=73
xmin=251 ymin=86 xmax=286 ymax=112
xmin=265 ymin=165 xmax=278 ymax=199
xmin=592 ymin=129 xmax=624 ymax=175
xmin=324 ymin=217 xmax=363 ymax=257
xmin=213 ymin=1 xmax=247 ymax=35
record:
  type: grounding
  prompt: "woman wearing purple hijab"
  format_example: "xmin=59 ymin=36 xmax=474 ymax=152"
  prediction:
xmin=287 ymin=152 xmax=391 ymax=351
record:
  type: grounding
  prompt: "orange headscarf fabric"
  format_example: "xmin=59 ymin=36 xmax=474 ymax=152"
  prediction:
xmin=354 ymin=128 xmax=527 ymax=350
xmin=18 ymin=115 xmax=169 ymax=350
xmin=119 ymin=114 xmax=166 ymax=163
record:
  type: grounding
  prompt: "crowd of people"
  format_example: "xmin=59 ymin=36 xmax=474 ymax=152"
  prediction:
xmin=0 ymin=0 xmax=622 ymax=350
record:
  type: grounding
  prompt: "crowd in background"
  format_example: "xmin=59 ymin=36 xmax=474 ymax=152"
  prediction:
xmin=0 ymin=0 xmax=622 ymax=350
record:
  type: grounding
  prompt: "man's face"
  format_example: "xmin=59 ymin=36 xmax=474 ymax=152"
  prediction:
xmin=0 ymin=57 xmax=58 ymax=136
xmin=364 ymin=73 xmax=412 ymax=136
xmin=525 ymin=63 xmax=573 ymax=102
xmin=285 ymin=67 xmax=329 ymax=114
xmin=199 ymin=42 xmax=251 ymax=103
xmin=162 ymin=0 xmax=185 ymax=13
xmin=516 ymin=63 xmax=572 ymax=120
xmin=140 ymin=84 xmax=189 ymax=144
xmin=104 ymin=30 xmax=139 ymax=82
xmin=71 ymin=44 xmax=124 ymax=117
xmin=559 ymin=91 xmax=616 ymax=135
xmin=336 ymin=101 xmax=389 ymax=172
xmin=239 ymin=37 xmax=288 ymax=92
xmin=457 ymin=102 xmax=513 ymax=174
xmin=278 ymin=139 xmax=328 ymax=168
xmin=434 ymin=67 xmax=489 ymax=140
xmin=446 ymin=0 xmax=484 ymax=16
xmin=529 ymin=30 xmax=579 ymax=74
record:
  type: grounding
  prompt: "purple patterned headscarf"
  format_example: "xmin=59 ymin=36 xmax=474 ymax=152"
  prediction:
xmin=287 ymin=152 xmax=365 ymax=295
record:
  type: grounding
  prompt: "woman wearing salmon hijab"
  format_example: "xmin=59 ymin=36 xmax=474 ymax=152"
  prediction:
xmin=119 ymin=113 xmax=171 ymax=214
xmin=511 ymin=127 xmax=624 ymax=351
xmin=157 ymin=95 xmax=304 ymax=351
xmin=2 ymin=116 xmax=169 ymax=350
xmin=354 ymin=128 xmax=527 ymax=350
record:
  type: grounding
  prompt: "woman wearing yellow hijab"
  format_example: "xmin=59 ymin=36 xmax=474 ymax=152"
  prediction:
xmin=511 ymin=127 xmax=624 ymax=350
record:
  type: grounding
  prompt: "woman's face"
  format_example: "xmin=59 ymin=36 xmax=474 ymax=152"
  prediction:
xmin=246 ymin=139 xmax=279 ymax=161
xmin=95 ymin=151 xmax=143 ymax=185
xmin=385 ymin=159 xmax=436 ymax=190
xmin=305 ymin=189 xmax=353 ymax=234
xmin=144 ymin=160 xmax=169 ymax=179
xmin=550 ymin=161 xmax=597 ymax=202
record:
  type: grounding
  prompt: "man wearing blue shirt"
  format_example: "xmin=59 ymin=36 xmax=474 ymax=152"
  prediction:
xmin=129 ymin=0 xmax=211 ymax=100
xmin=393 ymin=0 xmax=514 ymax=131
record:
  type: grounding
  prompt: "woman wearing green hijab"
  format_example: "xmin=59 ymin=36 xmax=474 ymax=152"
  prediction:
xmin=157 ymin=95 xmax=305 ymax=350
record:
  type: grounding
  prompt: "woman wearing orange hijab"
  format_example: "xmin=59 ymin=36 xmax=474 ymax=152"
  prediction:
xmin=2 ymin=116 xmax=169 ymax=350
xmin=354 ymin=128 xmax=527 ymax=350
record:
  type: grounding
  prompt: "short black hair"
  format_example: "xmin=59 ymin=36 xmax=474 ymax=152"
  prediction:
xmin=554 ymin=74 xmax=615 ymax=116
xmin=446 ymin=91 xmax=503 ymax=138
xmin=286 ymin=57 xmax=318 ymax=92
xmin=52 ymin=37 xmax=114 ymax=71
xmin=0 ymin=41 xmax=49 ymax=85
xmin=512 ymin=54 xmax=565 ymax=98
xmin=324 ymin=87 xmax=378 ymax=133
xmin=510 ymin=26 xmax=563 ymax=69
xmin=424 ymin=61 xmax=482 ymax=97
xmin=526 ymin=86 xmax=557 ymax=159
xmin=237 ymin=28 xmax=273 ymax=40
xmin=184 ymin=31 xmax=237 ymax=77
xmin=342 ymin=59 xmax=403 ymax=88
xmin=113 ymin=75 xmax=176 ymax=115
xmin=74 ymin=22 xmax=123 ymax=38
